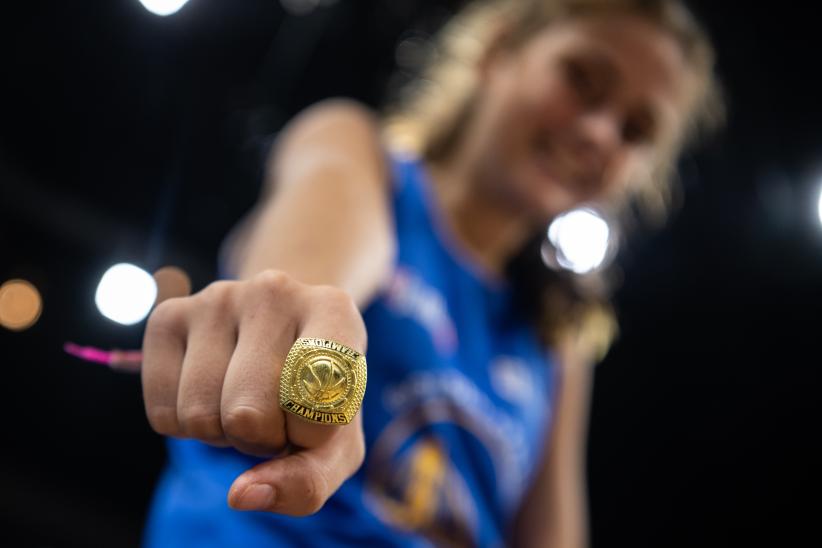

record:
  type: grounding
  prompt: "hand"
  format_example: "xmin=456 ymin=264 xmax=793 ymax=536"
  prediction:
xmin=141 ymin=269 xmax=367 ymax=515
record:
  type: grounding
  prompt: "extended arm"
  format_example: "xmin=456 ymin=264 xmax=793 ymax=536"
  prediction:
xmin=224 ymin=97 xmax=395 ymax=306
xmin=141 ymin=98 xmax=398 ymax=516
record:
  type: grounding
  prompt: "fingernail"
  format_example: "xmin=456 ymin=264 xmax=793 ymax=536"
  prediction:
xmin=234 ymin=484 xmax=274 ymax=510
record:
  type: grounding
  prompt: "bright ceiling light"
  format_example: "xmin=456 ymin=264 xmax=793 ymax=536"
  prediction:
xmin=138 ymin=0 xmax=190 ymax=17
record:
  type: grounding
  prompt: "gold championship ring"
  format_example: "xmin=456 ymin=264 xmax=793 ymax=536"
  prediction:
xmin=279 ymin=337 xmax=367 ymax=425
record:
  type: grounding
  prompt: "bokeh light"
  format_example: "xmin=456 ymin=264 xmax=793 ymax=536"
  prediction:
xmin=95 ymin=264 xmax=157 ymax=325
xmin=0 ymin=279 xmax=43 ymax=332
xmin=547 ymin=208 xmax=612 ymax=274
xmin=153 ymin=266 xmax=192 ymax=305
xmin=137 ymin=0 xmax=190 ymax=17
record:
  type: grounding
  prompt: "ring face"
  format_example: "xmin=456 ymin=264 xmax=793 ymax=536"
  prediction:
xmin=279 ymin=337 xmax=367 ymax=425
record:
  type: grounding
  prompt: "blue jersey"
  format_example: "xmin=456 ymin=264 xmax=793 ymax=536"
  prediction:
xmin=143 ymin=151 xmax=557 ymax=547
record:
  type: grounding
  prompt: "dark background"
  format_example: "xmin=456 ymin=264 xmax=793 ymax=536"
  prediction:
xmin=1 ymin=0 xmax=819 ymax=546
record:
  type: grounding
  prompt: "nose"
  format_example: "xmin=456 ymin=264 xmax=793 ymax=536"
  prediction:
xmin=572 ymin=109 xmax=622 ymax=168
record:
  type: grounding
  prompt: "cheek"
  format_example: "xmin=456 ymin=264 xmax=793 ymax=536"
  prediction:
xmin=525 ymin=85 xmax=573 ymax=131
xmin=508 ymin=76 xmax=584 ymax=180
xmin=605 ymin=151 xmax=650 ymax=198
xmin=478 ymin=67 xmax=597 ymax=218
xmin=530 ymin=57 xmax=585 ymax=120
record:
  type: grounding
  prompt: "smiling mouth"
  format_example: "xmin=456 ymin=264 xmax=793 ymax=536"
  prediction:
xmin=532 ymin=134 xmax=601 ymax=193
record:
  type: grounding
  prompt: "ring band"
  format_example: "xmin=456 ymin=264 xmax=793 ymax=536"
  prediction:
xmin=279 ymin=337 xmax=367 ymax=425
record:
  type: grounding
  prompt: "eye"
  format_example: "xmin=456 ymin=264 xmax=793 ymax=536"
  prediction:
xmin=562 ymin=56 xmax=607 ymax=106
xmin=622 ymin=111 xmax=656 ymax=146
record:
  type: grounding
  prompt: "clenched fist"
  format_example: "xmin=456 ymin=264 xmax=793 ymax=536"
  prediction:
xmin=141 ymin=270 xmax=367 ymax=515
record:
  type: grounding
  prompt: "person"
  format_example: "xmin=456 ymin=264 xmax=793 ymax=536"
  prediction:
xmin=140 ymin=0 xmax=723 ymax=546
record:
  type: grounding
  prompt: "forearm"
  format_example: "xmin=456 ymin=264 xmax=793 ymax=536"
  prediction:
xmin=223 ymin=99 xmax=395 ymax=308
xmin=234 ymin=160 xmax=395 ymax=306
xmin=513 ymin=343 xmax=594 ymax=548
xmin=513 ymin=438 xmax=589 ymax=548
xmin=543 ymin=451 xmax=589 ymax=548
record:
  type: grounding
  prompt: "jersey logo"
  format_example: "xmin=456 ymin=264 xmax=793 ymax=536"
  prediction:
xmin=365 ymin=369 xmax=543 ymax=546
xmin=364 ymin=422 xmax=477 ymax=546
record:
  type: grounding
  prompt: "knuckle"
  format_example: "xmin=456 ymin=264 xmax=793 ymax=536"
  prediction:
xmin=311 ymin=285 xmax=355 ymax=311
xmin=300 ymin=487 xmax=327 ymax=515
xmin=308 ymin=286 xmax=366 ymax=348
xmin=197 ymin=280 xmax=235 ymax=311
xmin=246 ymin=270 xmax=300 ymax=311
xmin=221 ymin=405 xmax=273 ymax=446
xmin=146 ymin=299 xmax=187 ymax=335
xmin=146 ymin=406 xmax=180 ymax=437
xmin=197 ymin=280 xmax=236 ymax=302
xmin=252 ymin=269 xmax=293 ymax=295
xmin=289 ymin=457 xmax=330 ymax=516
xmin=178 ymin=406 xmax=224 ymax=440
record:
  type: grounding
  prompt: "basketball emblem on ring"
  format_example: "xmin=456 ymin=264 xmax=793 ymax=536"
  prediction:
xmin=279 ymin=338 xmax=367 ymax=425
xmin=299 ymin=356 xmax=349 ymax=407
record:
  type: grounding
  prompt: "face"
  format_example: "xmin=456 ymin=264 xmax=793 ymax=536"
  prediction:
xmin=472 ymin=13 xmax=694 ymax=221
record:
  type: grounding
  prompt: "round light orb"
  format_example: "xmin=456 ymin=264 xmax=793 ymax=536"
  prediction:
xmin=0 ymin=279 xmax=43 ymax=331
xmin=95 ymin=263 xmax=158 ymax=325
xmin=547 ymin=208 xmax=612 ymax=274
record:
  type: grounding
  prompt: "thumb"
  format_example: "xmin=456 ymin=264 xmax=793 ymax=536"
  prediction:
xmin=227 ymin=425 xmax=364 ymax=516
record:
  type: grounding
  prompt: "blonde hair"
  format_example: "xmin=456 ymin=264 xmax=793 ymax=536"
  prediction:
xmin=379 ymin=0 xmax=725 ymax=356
xmin=382 ymin=0 xmax=724 ymax=224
